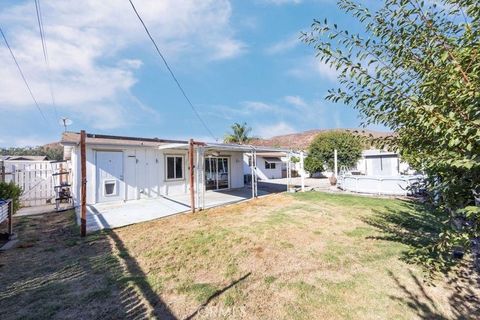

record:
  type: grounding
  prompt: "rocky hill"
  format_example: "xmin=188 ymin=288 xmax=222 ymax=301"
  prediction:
xmin=250 ymin=128 xmax=394 ymax=150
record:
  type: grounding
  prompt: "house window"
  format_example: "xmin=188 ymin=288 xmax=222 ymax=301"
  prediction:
xmin=166 ymin=155 xmax=184 ymax=180
xmin=265 ymin=161 xmax=276 ymax=170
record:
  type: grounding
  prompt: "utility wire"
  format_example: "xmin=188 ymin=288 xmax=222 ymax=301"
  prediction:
xmin=128 ymin=0 xmax=217 ymax=141
xmin=0 ymin=26 xmax=49 ymax=124
xmin=35 ymin=0 xmax=58 ymax=122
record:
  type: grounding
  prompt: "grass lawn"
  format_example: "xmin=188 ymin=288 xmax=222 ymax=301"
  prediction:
xmin=0 ymin=192 xmax=478 ymax=319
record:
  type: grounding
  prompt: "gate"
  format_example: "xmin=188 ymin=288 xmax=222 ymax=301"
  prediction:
xmin=2 ymin=161 xmax=70 ymax=207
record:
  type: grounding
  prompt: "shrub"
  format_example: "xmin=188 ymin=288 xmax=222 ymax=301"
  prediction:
xmin=0 ymin=182 xmax=22 ymax=213
xmin=305 ymin=131 xmax=363 ymax=174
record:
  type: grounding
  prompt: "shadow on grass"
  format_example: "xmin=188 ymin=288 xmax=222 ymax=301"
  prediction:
xmin=388 ymin=267 xmax=480 ymax=319
xmin=364 ymin=200 xmax=480 ymax=319
xmin=0 ymin=210 xmax=177 ymax=320
xmin=184 ymin=272 xmax=251 ymax=320
xmin=362 ymin=200 xmax=456 ymax=273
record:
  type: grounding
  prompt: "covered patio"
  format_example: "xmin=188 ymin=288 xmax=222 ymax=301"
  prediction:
xmin=68 ymin=133 xmax=308 ymax=232
xmin=81 ymin=186 xmax=274 ymax=232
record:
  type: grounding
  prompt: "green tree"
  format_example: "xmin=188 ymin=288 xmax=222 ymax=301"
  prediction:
xmin=224 ymin=122 xmax=252 ymax=144
xmin=0 ymin=144 xmax=63 ymax=161
xmin=302 ymin=0 xmax=480 ymax=269
xmin=305 ymin=131 xmax=363 ymax=174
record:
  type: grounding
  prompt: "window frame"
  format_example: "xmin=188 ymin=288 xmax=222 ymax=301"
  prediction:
xmin=165 ymin=155 xmax=185 ymax=181
xmin=265 ymin=161 xmax=276 ymax=170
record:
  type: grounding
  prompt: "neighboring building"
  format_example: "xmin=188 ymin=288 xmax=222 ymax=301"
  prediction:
xmin=61 ymin=132 xmax=288 ymax=206
xmin=243 ymin=153 xmax=284 ymax=180
xmin=0 ymin=155 xmax=48 ymax=161
xmin=354 ymin=149 xmax=412 ymax=176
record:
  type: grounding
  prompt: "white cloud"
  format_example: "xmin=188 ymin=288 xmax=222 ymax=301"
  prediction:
xmin=287 ymin=57 xmax=338 ymax=82
xmin=255 ymin=121 xmax=296 ymax=138
xmin=265 ymin=34 xmax=301 ymax=54
xmin=315 ymin=60 xmax=338 ymax=82
xmin=284 ymin=95 xmax=307 ymax=107
xmin=0 ymin=0 xmax=245 ymax=129
xmin=242 ymin=101 xmax=276 ymax=112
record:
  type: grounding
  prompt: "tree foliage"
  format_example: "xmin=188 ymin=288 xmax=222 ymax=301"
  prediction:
xmin=0 ymin=182 xmax=22 ymax=212
xmin=305 ymin=131 xmax=363 ymax=174
xmin=302 ymin=0 xmax=480 ymax=269
xmin=0 ymin=144 xmax=63 ymax=161
xmin=224 ymin=122 xmax=252 ymax=144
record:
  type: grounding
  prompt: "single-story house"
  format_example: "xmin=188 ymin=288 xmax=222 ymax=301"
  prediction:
xmin=61 ymin=132 xmax=294 ymax=231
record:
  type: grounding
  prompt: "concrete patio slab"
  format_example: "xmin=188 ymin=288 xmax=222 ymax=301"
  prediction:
xmin=78 ymin=187 xmax=272 ymax=232
xmin=78 ymin=197 xmax=190 ymax=232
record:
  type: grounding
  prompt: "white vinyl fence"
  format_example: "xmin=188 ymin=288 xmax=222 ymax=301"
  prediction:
xmin=1 ymin=161 xmax=70 ymax=207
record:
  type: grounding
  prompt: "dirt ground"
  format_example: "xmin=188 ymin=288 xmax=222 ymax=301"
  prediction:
xmin=0 ymin=192 xmax=479 ymax=319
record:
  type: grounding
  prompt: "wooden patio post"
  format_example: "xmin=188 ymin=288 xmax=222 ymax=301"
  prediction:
xmin=7 ymin=199 xmax=13 ymax=236
xmin=189 ymin=139 xmax=195 ymax=213
xmin=80 ymin=130 xmax=87 ymax=237
xmin=0 ymin=161 xmax=5 ymax=183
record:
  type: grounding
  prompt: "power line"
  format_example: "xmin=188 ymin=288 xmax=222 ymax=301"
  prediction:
xmin=34 ymin=0 xmax=58 ymax=122
xmin=0 ymin=26 xmax=49 ymax=124
xmin=128 ymin=0 xmax=217 ymax=141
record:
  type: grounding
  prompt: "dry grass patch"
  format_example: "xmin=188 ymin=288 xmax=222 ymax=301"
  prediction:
xmin=1 ymin=192 xmax=479 ymax=319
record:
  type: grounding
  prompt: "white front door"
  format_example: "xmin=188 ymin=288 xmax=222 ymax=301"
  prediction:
xmin=96 ymin=151 xmax=125 ymax=203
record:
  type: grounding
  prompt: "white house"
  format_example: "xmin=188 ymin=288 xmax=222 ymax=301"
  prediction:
xmin=61 ymin=132 xmax=291 ymax=207
xmin=354 ymin=149 xmax=412 ymax=176
xmin=243 ymin=153 xmax=285 ymax=180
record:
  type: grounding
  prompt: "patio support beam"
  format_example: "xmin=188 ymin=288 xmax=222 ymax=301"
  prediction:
xmin=300 ymin=151 xmax=305 ymax=192
xmin=250 ymin=148 xmax=257 ymax=198
xmin=189 ymin=139 xmax=195 ymax=213
xmin=286 ymin=154 xmax=289 ymax=192
xmin=80 ymin=130 xmax=87 ymax=237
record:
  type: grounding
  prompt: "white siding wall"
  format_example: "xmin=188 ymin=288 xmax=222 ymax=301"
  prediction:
xmin=242 ymin=155 xmax=283 ymax=180
xmin=229 ymin=152 xmax=245 ymax=188
xmin=70 ymin=145 xmax=245 ymax=205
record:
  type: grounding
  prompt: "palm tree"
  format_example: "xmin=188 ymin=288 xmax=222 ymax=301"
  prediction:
xmin=224 ymin=122 xmax=252 ymax=144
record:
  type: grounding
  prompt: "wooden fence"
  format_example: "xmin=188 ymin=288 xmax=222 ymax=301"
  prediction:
xmin=0 ymin=160 xmax=70 ymax=207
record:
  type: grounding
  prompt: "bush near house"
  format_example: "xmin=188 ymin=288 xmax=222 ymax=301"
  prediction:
xmin=0 ymin=182 xmax=22 ymax=213
xmin=304 ymin=131 xmax=362 ymax=175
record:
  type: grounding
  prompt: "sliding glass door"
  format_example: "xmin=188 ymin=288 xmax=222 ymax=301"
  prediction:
xmin=205 ymin=157 xmax=229 ymax=191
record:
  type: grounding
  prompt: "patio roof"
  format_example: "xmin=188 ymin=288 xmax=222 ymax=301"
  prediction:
xmin=61 ymin=132 xmax=291 ymax=154
xmin=158 ymin=141 xmax=291 ymax=154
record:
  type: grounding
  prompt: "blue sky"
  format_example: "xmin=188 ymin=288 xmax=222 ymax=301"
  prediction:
xmin=0 ymin=0 xmax=379 ymax=146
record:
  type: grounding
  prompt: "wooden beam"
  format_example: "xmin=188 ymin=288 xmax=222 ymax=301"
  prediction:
xmin=7 ymin=199 xmax=13 ymax=236
xmin=189 ymin=139 xmax=195 ymax=213
xmin=80 ymin=130 xmax=87 ymax=237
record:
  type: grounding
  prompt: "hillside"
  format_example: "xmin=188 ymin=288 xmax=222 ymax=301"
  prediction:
xmin=250 ymin=128 xmax=394 ymax=150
